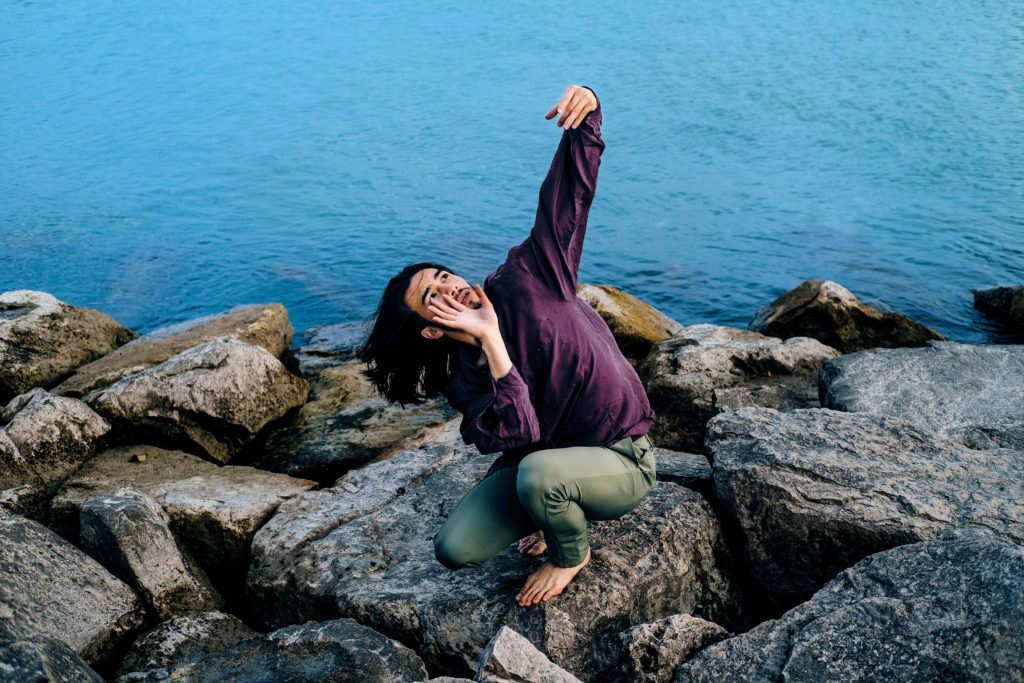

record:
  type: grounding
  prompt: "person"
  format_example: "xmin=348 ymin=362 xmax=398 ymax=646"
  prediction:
xmin=359 ymin=84 xmax=656 ymax=607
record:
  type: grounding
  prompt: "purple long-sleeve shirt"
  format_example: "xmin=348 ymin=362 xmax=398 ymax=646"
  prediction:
xmin=445 ymin=91 xmax=655 ymax=475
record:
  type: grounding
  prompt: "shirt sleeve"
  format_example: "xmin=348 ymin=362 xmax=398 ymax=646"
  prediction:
xmin=448 ymin=365 xmax=541 ymax=455
xmin=523 ymin=88 xmax=605 ymax=300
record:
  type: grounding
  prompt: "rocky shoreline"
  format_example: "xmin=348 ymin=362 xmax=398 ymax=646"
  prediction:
xmin=1 ymin=280 xmax=1022 ymax=682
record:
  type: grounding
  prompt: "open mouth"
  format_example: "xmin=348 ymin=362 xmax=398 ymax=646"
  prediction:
xmin=460 ymin=290 xmax=471 ymax=305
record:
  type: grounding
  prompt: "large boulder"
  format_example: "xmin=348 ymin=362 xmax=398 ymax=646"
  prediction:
xmin=49 ymin=444 xmax=221 ymax=544
xmin=708 ymin=407 xmax=1024 ymax=613
xmin=675 ymin=535 xmax=1024 ymax=682
xmin=248 ymin=443 xmax=742 ymax=681
xmin=974 ymin=284 xmax=1024 ymax=328
xmin=289 ymin=321 xmax=365 ymax=376
xmin=637 ymin=325 xmax=839 ymax=452
xmin=749 ymin=280 xmax=946 ymax=353
xmin=577 ymin=284 xmax=684 ymax=361
xmin=820 ymin=341 xmax=1024 ymax=451
xmin=619 ymin=614 xmax=729 ymax=683
xmin=0 ymin=514 xmax=145 ymax=668
xmin=149 ymin=619 xmax=428 ymax=683
xmin=113 ymin=611 xmax=258 ymax=683
xmin=0 ymin=637 xmax=105 ymax=683
xmin=0 ymin=290 xmax=136 ymax=402
xmin=85 ymin=339 xmax=309 ymax=464
xmin=56 ymin=303 xmax=294 ymax=398
xmin=248 ymin=356 xmax=456 ymax=485
xmin=79 ymin=487 xmax=224 ymax=619
xmin=0 ymin=389 xmax=110 ymax=518
xmin=476 ymin=626 xmax=581 ymax=683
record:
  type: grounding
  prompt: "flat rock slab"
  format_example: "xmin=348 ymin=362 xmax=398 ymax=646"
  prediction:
xmin=85 ymin=339 xmax=309 ymax=463
xmin=249 ymin=444 xmax=742 ymax=681
xmin=619 ymin=614 xmax=729 ymax=683
xmin=114 ymin=611 xmax=258 ymax=683
xmin=49 ymin=444 xmax=221 ymax=544
xmin=476 ymin=626 xmax=581 ymax=683
xmin=56 ymin=303 xmax=294 ymax=398
xmin=80 ymin=487 xmax=224 ymax=619
xmin=974 ymin=284 xmax=1024 ymax=328
xmin=0 ymin=514 xmax=145 ymax=668
xmin=653 ymin=448 xmax=712 ymax=495
xmin=0 ymin=637 xmax=105 ymax=683
xmin=0 ymin=290 xmax=136 ymax=402
xmin=0 ymin=389 xmax=110 ymax=518
xmin=708 ymin=407 xmax=1024 ymax=612
xmin=177 ymin=618 xmax=428 ymax=683
xmin=577 ymin=284 xmax=684 ymax=361
xmin=638 ymin=324 xmax=839 ymax=452
xmin=676 ymin=535 xmax=1024 ymax=682
xmin=820 ymin=341 xmax=1024 ymax=451
xmin=749 ymin=280 xmax=946 ymax=353
xmin=249 ymin=357 xmax=455 ymax=484
xmin=290 ymin=321 xmax=365 ymax=376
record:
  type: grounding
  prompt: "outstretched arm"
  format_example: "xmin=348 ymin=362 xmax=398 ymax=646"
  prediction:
xmin=525 ymin=84 xmax=604 ymax=299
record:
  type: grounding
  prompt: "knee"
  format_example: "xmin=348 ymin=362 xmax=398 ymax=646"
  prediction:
xmin=433 ymin=532 xmax=476 ymax=571
xmin=516 ymin=453 xmax=566 ymax=507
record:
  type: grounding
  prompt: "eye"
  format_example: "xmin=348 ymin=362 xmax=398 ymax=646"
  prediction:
xmin=441 ymin=273 xmax=448 ymax=281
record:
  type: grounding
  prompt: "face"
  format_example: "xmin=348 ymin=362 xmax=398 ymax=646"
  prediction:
xmin=403 ymin=267 xmax=480 ymax=334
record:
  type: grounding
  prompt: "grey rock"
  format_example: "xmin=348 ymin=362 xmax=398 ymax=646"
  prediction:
xmin=0 ymin=514 xmax=145 ymax=668
xmin=182 ymin=618 xmax=428 ymax=683
xmin=652 ymin=448 xmax=711 ymax=495
xmin=248 ymin=443 xmax=741 ymax=681
xmin=637 ymin=325 xmax=839 ymax=452
xmin=85 ymin=339 xmax=309 ymax=464
xmin=49 ymin=444 xmax=221 ymax=544
xmin=114 ymin=611 xmax=258 ymax=683
xmin=79 ymin=487 xmax=224 ymax=619
xmin=675 ymin=535 xmax=1024 ymax=683
xmin=0 ymin=636 xmax=105 ymax=683
xmin=820 ymin=341 xmax=1024 ymax=451
xmin=56 ymin=303 xmax=294 ymax=398
xmin=619 ymin=614 xmax=729 ymax=683
xmin=476 ymin=625 xmax=581 ymax=683
xmin=249 ymin=357 xmax=456 ymax=484
xmin=291 ymin=321 xmax=365 ymax=376
xmin=0 ymin=389 xmax=110 ymax=519
xmin=749 ymin=279 xmax=946 ymax=353
xmin=576 ymin=284 xmax=684 ymax=361
xmin=0 ymin=290 xmax=136 ymax=402
xmin=708 ymin=407 xmax=1024 ymax=612
xmin=974 ymin=284 xmax=1024 ymax=328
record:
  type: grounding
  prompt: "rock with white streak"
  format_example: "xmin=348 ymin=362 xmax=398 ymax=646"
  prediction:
xmin=56 ymin=303 xmax=294 ymax=398
xmin=637 ymin=324 xmax=839 ymax=452
xmin=85 ymin=339 xmax=309 ymax=464
xmin=476 ymin=626 xmax=582 ymax=683
xmin=0 ymin=290 xmax=136 ymax=402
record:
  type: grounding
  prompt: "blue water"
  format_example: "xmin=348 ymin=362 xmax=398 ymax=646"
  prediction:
xmin=3 ymin=1 xmax=1022 ymax=343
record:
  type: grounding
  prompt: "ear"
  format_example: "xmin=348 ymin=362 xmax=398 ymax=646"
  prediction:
xmin=420 ymin=326 xmax=444 ymax=340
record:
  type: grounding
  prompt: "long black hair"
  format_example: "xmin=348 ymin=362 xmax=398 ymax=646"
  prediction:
xmin=359 ymin=262 xmax=460 ymax=405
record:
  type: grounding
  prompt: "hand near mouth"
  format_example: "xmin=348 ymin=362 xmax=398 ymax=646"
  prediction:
xmin=428 ymin=284 xmax=501 ymax=343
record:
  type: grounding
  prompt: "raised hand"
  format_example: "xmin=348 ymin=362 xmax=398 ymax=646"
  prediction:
xmin=545 ymin=85 xmax=597 ymax=130
xmin=428 ymin=284 xmax=500 ymax=343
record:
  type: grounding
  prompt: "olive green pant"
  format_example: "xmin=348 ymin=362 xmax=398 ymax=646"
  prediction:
xmin=433 ymin=435 xmax=656 ymax=569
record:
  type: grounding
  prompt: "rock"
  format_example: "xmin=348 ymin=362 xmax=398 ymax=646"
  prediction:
xmin=178 ymin=619 xmax=428 ymax=683
xmin=619 ymin=614 xmax=729 ymax=683
xmin=708 ymin=407 xmax=1024 ymax=613
xmin=248 ymin=444 xmax=741 ymax=681
xmin=290 ymin=322 xmax=365 ymax=376
xmin=0 ymin=389 xmax=110 ymax=518
xmin=56 ymin=303 xmax=294 ymax=398
xmin=0 ymin=514 xmax=145 ymax=668
xmin=0 ymin=636 xmax=105 ymax=683
xmin=749 ymin=280 xmax=946 ymax=353
xmin=675 ymin=534 xmax=1024 ymax=682
xmin=820 ymin=341 xmax=1024 ymax=451
xmin=476 ymin=625 xmax=582 ymax=683
xmin=0 ymin=290 xmax=136 ymax=402
xmin=79 ymin=487 xmax=224 ymax=619
xmin=576 ymin=284 xmax=684 ymax=361
xmin=49 ymin=444 xmax=221 ymax=544
xmin=974 ymin=285 xmax=1024 ymax=328
xmin=637 ymin=325 xmax=839 ymax=452
xmin=652 ymin=448 xmax=712 ymax=495
xmin=113 ymin=611 xmax=258 ymax=683
xmin=248 ymin=357 xmax=456 ymax=484
xmin=146 ymin=466 xmax=317 ymax=596
xmin=85 ymin=339 xmax=309 ymax=464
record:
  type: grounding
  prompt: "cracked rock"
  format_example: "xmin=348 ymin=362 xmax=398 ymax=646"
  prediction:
xmin=476 ymin=626 xmax=581 ymax=683
xmin=619 ymin=614 xmax=729 ymax=683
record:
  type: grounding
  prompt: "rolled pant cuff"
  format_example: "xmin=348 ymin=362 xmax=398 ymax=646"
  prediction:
xmin=548 ymin=544 xmax=588 ymax=568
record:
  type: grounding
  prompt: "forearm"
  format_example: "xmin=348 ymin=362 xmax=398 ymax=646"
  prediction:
xmin=479 ymin=330 xmax=513 ymax=381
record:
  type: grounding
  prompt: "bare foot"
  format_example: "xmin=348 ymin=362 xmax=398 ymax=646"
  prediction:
xmin=515 ymin=547 xmax=590 ymax=607
xmin=517 ymin=530 xmax=547 ymax=557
